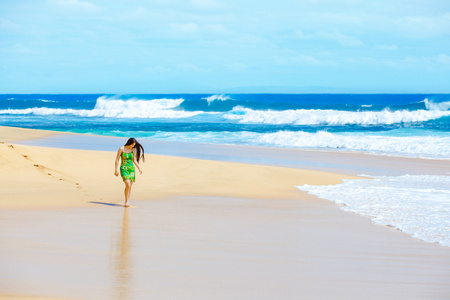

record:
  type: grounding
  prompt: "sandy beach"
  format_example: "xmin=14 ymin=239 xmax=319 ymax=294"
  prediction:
xmin=1 ymin=126 xmax=450 ymax=299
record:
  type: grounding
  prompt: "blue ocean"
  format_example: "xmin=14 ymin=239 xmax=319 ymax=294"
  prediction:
xmin=1 ymin=93 xmax=449 ymax=159
xmin=1 ymin=93 xmax=450 ymax=246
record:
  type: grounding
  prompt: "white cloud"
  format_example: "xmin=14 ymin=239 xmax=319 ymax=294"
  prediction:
xmin=396 ymin=12 xmax=450 ymax=37
xmin=2 ymin=0 xmax=450 ymax=92
xmin=344 ymin=53 xmax=450 ymax=70
xmin=0 ymin=18 xmax=21 ymax=31
xmin=0 ymin=43 xmax=33 ymax=54
xmin=47 ymin=0 xmax=100 ymax=13
xmin=276 ymin=53 xmax=327 ymax=66
xmin=329 ymin=32 xmax=364 ymax=47
xmin=292 ymin=29 xmax=305 ymax=38
xmin=203 ymin=24 xmax=228 ymax=35
xmin=437 ymin=54 xmax=450 ymax=64
xmin=190 ymin=0 xmax=228 ymax=10
xmin=119 ymin=7 xmax=150 ymax=20
xmin=376 ymin=44 xmax=399 ymax=50
xmin=144 ymin=62 xmax=203 ymax=74
xmin=228 ymin=62 xmax=248 ymax=71
xmin=344 ymin=56 xmax=403 ymax=69
xmin=307 ymin=11 xmax=365 ymax=26
xmin=304 ymin=0 xmax=360 ymax=4
xmin=143 ymin=65 xmax=171 ymax=73
xmin=295 ymin=54 xmax=323 ymax=65
xmin=170 ymin=23 xmax=200 ymax=36
xmin=297 ymin=31 xmax=364 ymax=47
xmin=178 ymin=63 xmax=203 ymax=72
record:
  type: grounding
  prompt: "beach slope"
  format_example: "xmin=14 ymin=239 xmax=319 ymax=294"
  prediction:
xmin=1 ymin=126 xmax=449 ymax=300
xmin=0 ymin=126 xmax=360 ymax=209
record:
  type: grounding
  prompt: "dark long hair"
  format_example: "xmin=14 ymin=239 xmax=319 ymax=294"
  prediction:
xmin=125 ymin=138 xmax=145 ymax=163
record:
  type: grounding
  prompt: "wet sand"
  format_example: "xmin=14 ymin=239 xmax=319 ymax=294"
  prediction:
xmin=2 ymin=198 xmax=450 ymax=300
xmin=1 ymin=126 xmax=450 ymax=299
xmin=15 ymin=129 xmax=450 ymax=176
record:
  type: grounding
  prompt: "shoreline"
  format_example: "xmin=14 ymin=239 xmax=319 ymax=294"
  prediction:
xmin=0 ymin=125 xmax=363 ymax=209
xmin=1 ymin=125 xmax=450 ymax=299
xmin=4 ymin=125 xmax=449 ymax=176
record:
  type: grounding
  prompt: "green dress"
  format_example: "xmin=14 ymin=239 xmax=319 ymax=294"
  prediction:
xmin=120 ymin=151 xmax=135 ymax=182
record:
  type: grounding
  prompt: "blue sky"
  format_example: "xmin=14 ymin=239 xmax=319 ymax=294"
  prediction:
xmin=1 ymin=0 xmax=449 ymax=93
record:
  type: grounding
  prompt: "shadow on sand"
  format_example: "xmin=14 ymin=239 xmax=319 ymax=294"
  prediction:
xmin=88 ymin=201 xmax=124 ymax=207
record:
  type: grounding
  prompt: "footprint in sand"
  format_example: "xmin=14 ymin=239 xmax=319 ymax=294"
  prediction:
xmin=11 ymin=144 xmax=88 ymax=194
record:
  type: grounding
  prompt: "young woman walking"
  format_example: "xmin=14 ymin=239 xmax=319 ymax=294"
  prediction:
xmin=115 ymin=138 xmax=145 ymax=207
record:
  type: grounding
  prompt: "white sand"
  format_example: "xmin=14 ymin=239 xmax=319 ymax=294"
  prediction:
xmin=1 ymin=126 xmax=449 ymax=299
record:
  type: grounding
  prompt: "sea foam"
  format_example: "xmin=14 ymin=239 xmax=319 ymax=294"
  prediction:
xmin=203 ymin=94 xmax=232 ymax=105
xmin=255 ymin=131 xmax=450 ymax=159
xmin=119 ymin=130 xmax=450 ymax=160
xmin=424 ymin=98 xmax=450 ymax=111
xmin=297 ymin=175 xmax=450 ymax=246
xmin=0 ymin=97 xmax=203 ymax=119
xmin=224 ymin=107 xmax=450 ymax=126
xmin=92 ymin=96 xmax=197 ymax=118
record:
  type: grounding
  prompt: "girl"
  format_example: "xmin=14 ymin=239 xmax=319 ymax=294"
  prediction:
xmin=115 ymin=138 xmax=145 ymax=207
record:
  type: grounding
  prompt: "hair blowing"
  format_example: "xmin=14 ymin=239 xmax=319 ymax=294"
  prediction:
xmin=125 ymin=138 xmax=145 ymax=163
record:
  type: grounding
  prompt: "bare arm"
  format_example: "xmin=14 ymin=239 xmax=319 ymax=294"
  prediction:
xmin=133 ymin=148 xmax=142 ymax=175
xmin=114 ymin=147 xmax=122 ymax=176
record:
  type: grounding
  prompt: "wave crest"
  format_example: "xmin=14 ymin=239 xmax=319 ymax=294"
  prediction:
xmin=202 ymin=94 xmax=232 ymax=105
xmin=255 ymin=131 xmax=450 ymax=159
xmin=93 ymin=96 xmax=193 ymax=118
xmin=0 ymin=96 xmax=203 ymax=119
xmin=224 ymin=107 xmax=450 ymax=125
xmin=424 ymin=98 xmax=450 ymax=111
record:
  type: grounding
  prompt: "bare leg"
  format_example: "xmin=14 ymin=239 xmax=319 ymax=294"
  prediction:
xmin=124 ymin=180 xmax=133 ymax=207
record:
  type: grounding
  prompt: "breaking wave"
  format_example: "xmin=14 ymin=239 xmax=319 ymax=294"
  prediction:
xmin=120 ymin=130 xmax=450 ymax=160
xmin=224 ymin=106 xmax=450 ymax=125
xmin=0 ymin=96 xmax=203 ymax=119
xmin=254 ymin=131 xmax=450 ymax=159
xmin=203 ymin=94 xmax=232 ymax=105
xmin=1 ymin=95 xmax=449 ymax=126
xmin=424 ymin=98 xmax=450 ymax=111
